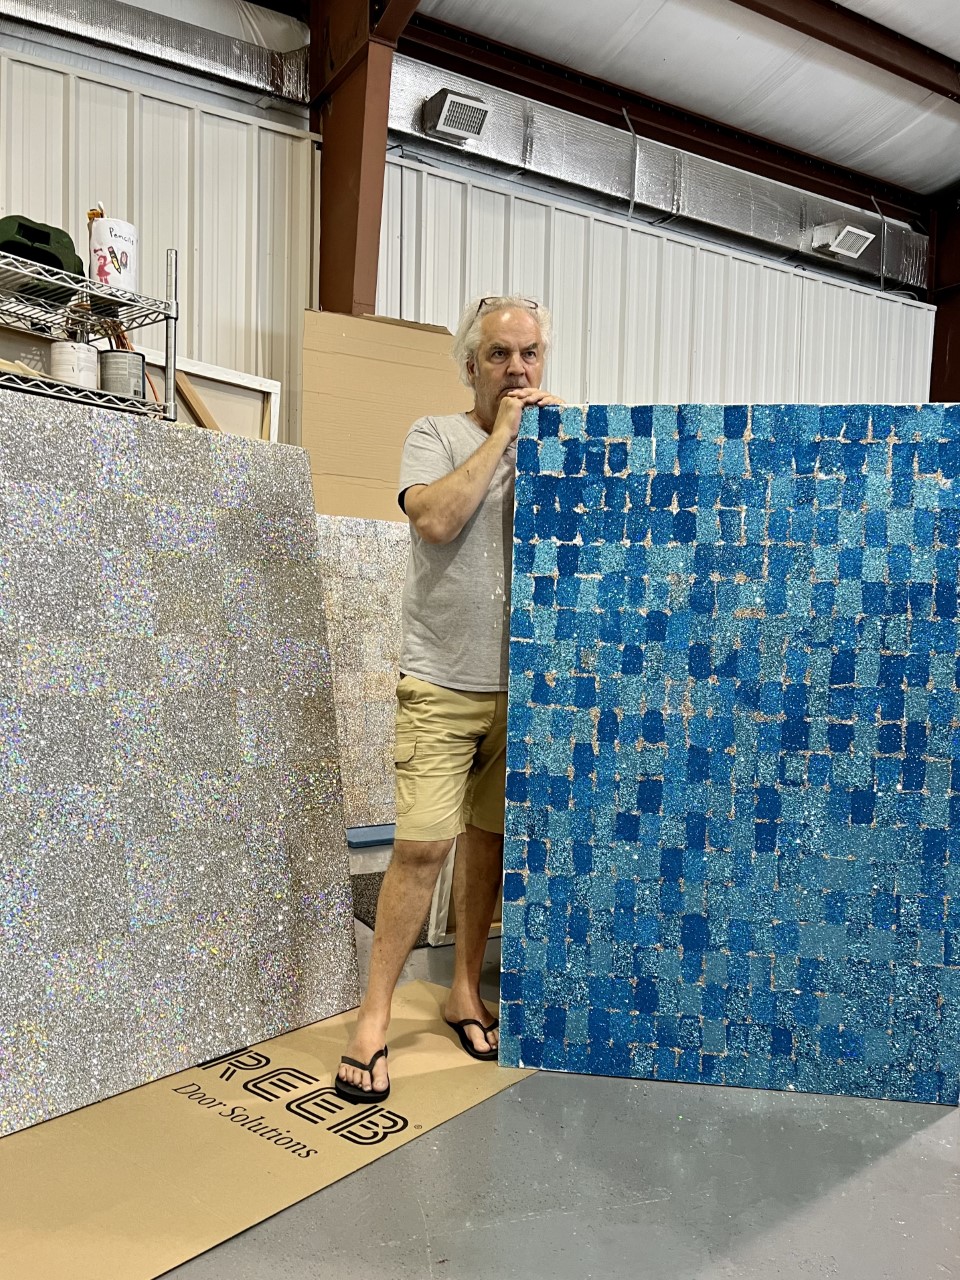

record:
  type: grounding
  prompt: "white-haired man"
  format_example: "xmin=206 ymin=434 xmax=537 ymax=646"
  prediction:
xmin=336 ymin=295 xmax=563 ymax=1103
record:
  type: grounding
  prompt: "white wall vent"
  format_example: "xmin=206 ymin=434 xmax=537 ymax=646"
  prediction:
xmin=811 ymin=222 xmax=877 ymax=260
xmin=422 ymin=89 xmax=489 ymax=142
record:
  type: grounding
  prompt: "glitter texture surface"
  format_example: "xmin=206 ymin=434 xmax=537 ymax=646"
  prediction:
xmin=0 ymin=390 xmax=359 ymax=1137
xmin=315 ymin=515 xmax=408 ymax=828
xmin=501 ymin=404 xmax=960 ymax=1105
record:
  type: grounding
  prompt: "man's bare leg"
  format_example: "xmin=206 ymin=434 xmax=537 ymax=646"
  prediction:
xmin=338 ymin=836 xmax=453 ymax=1093
xmin=442 ymin=824 xmax=504 ymax=1054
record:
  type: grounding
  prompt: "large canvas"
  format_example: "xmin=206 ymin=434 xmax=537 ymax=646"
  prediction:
xmin=501 ymin=403 xmax=959 ymax=1105
xmin=0 ymin=391 xmax=359 ymax=1136
xmin=315 ymin=514 xmax=408 ymax=828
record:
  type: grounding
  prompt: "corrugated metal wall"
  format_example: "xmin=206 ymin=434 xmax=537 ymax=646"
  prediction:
xmin=0 ymin=48 xmax=317 ymax=439
xmin=377 ymin=157 xmax=935 ymax=405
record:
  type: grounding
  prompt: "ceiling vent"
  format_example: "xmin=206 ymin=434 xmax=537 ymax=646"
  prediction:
xmin=811 ymin=221 xmax=877 ymax=260
xmin=422 ymin=89 xmax=489 ymax=142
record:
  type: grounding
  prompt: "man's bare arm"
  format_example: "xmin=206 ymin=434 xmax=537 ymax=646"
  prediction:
xmin=404 ymin=388 xmax=564 ymax=545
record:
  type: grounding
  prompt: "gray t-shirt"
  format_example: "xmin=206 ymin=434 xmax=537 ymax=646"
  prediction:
xmin=398 ymin=412 xmax=515 ymax=692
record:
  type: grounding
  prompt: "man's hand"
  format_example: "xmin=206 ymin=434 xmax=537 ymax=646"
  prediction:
xmin=493 ymin=387 xmax=566 ymax=443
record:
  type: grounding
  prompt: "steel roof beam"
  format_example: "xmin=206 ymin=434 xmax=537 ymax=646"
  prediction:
xmin=727 ymin=0 xmax=960 ymax=104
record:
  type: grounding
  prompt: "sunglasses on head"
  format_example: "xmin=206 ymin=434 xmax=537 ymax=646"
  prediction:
xmin=474 ymin=296 xmax=540 ymax=319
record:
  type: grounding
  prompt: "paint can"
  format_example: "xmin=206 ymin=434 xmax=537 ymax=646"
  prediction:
xmin=50 ymin=341 xmax=98 ymax=389
xmin=99 ymin=349 xmax=146 ymax=400
xmin=89 ymin=217 xmax=138 ymax=293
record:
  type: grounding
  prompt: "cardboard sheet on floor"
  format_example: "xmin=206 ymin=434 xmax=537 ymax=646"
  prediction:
xmin=0 ymin=980 xmax=530 ymax=1280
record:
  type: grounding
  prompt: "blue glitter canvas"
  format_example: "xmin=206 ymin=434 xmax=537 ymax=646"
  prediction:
xmin=501 ymin=403 xmax=960 ymax=1106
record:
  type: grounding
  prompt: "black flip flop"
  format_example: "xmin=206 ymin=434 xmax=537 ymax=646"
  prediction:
xmin=334 ymin=1045 xmax=390 ymax=1104
xmin=445 ymin=1017 xmax=499 ymax=1061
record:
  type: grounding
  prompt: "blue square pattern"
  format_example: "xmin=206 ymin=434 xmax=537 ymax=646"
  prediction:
xmin=503 ymin=404 xmax=960 ymax=1105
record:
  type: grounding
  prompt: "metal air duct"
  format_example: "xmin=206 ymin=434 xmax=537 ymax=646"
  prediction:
xmin=388 ymin=54 xmax=928 ymax=292
xmin=0 ymin=0 xmax=308 ymax=102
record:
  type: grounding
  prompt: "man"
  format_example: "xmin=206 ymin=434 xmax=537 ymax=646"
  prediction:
xmin=336 ymin=295 xmax=563 ymax=1103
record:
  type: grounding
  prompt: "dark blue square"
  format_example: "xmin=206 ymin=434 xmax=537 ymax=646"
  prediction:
xmin=649 ymin=474 xmax=675 ymax=508
xmin=572 ymin=676 xmax=598 ymax=708
xmin=675 ymin=475 xmax=698 ymax=507
xmin=661 ymin=848 xmax=683 ymax=881
xmin=585 ymin=443 xmax=606 ymax=475
xmin=622 ymin=645 xmax=644 ymax=674
xmin=641 ymin=710 xmax=665 ymax=743
xmin=723 ymin=406 xmax=747 ymax=437
xmin=687 ymin=746 xmax=710 ymax=781
xmin=781 ymin=719 xmax=809 ymax=751
xmin=608 ymin=442 xmax=628 ymax=474
xmin=689 ymin=643 xmax=711 ymax=678
xmin=544 ymin=1006 xmax=567 ymax=1039
xmin=636 ymin=779 xmax=663 ymax=813
xmin=572 ymin=841 xmax=593 ymax=875
xmin=586 ymin=405 xmax=608 ymax=437
xmin=755 ymin=821 xmax=777 ymax=853
xmin=680 ymin=914 xmax=710 ymax=952
xmin=635 ymin=978 xmax=658 ymax=1014
xmin=901 ymin=757 xmax=926 ymax=791
xmin=673 ymin=510 xmax=696 ymax=542
xmin=830 ymin=651 xmax=856 ymax=686
xmin=646 ymin=612 xmax=668 ymax=641
xmin=938 ymin=441 xmax=960 ymax=477
xmin=630 ymin=405 xmax=653 ymax=436
xmin=527 ymin=839 xmax=548 ymax=873
xmin=560 ymin=439 xmax=583 ymax=474
xmin=755 ymin=786 xmax=781 ymax=819
xmin=503 ymin=871 xmax=525 ymax=901
xmin=505 ymin=772 xmax=528 ymax=802
xmin=850 ymin=789 xmax=876 ymax=824
xmin=615 ymin=813 xmax=641 ymax=840
xmin=686 ymin=814 xmax=707 ymax=849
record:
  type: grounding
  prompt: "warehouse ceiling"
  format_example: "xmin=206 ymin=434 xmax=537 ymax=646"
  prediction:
xmin=409 ymin=0 xmax=960 ymax=196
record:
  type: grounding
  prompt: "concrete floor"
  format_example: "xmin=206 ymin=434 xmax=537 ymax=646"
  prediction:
xmin=169 ymin=925 xmax=959 ymax=1280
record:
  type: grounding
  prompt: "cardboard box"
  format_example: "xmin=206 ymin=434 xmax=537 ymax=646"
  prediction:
xmin=301 ymin=310 xmax=472 ymax=521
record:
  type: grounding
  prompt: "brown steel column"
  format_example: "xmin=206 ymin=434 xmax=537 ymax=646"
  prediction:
xmin=311 ymin=0 xmax=420 ymax=316
xmin=931 ymin=188 xmax=960 ymax=401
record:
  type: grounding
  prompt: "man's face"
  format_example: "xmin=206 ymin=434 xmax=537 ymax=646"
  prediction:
xmin=467 ymin=308 xmax=545 ymax=424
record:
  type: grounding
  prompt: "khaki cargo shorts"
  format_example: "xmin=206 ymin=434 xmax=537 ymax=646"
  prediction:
xmin=393 ymin=674 xmax=508 ymax=842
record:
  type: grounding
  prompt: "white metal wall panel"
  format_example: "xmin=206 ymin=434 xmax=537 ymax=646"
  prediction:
xmin=199 ymin=114 xmax=255 ymax=374
xmin=74 ymin=80 xmax=133 ymax=231
xmin=2 ymin=60 xmax=65 ymax=228
xmin=256 ymin=128 xmax=313 ymax=444
xmin=621 ymin=230 xmax=661 ymax=404
xmin=658 ymin=237 xmax=697 ymax=403
xmin=377 ymin=160 xmax=403 ymax=321
xmin=137 ymin=95 xmax=193 ymax=354
xmin=377 ymin=156 xmax=935 ymax=405
xmin=690 ymin=247 xmax=727 ymax=403
xmin=510 ymin=198 xmax=550 ymax=303
xmin=399 ymin=163 xmax=423 ymax=321
xmin=465 ymin=185 xmax=508 ymax=301
xmin=421 ymin=172 xmax=465 ymax=335
xmin=549 ymin=209 xmax=589 ymax=404
xmin=587 ymin=220 xmax=625 ymax=405
xmin=0 ymin=48 xmax=316 ymax=441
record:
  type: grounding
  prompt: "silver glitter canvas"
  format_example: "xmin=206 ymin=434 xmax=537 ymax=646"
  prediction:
xmin=0 ymin=390 xmax=359 ymax=1137
xmin=315 ymin=515 xmax=408 ymax=828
